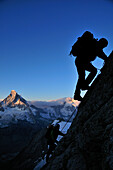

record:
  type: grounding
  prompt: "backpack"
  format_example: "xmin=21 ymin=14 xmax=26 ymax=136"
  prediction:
xmin=70 ymin=31 xmax=95 ymax=57
xmin=45 ymin=124 xmax=54 ymax=139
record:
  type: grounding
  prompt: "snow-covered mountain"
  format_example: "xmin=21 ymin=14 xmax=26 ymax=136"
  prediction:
xmin=29 ymin=97 xmax=80 ymax=122
xmin=29 ymin=97 xmax=80 ymax=108
xmin=1 ymin=90 xmax=28 ymax=108
xmin=0 ymin=90 xmax=80 ymax=167
xmin=0 ymin=91 xmax=80 ymax=128
xmin=0 ymin=90 xmax=36 ymax=128
xmin=0 ymin=90 xmax=48 ymax=161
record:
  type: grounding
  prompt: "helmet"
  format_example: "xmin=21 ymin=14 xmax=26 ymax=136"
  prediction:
xmin=55 ymin=123 xmax=60 ymax=129
xmin=98 ymin=38 xmax=108 ymax=48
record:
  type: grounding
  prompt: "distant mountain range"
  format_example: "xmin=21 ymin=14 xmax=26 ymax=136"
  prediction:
xmin=28 ymin=97 xmax=80 ymax=108
xmin=0 ymin=90 xmax=80 ymax=164
xmin=0 ymin=90 xmax=80 ymax=128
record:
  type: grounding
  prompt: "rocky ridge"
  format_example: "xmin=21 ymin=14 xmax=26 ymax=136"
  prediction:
xmin=42 ymin=51 xmax=113 ymax=170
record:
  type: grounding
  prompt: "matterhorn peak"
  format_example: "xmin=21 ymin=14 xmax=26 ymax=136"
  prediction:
xmin=10 ymin=90 xmax=17 ymax=97
xmin=1 ymin=90 xmax=29 ymax=108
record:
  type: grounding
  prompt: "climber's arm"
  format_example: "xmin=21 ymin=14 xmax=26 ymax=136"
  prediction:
xmin=98 ymin=50 xmax=108 ymax=61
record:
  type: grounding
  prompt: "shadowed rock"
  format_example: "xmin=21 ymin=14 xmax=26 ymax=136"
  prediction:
xmin=42 ymin=51 xmax=113 ymax=170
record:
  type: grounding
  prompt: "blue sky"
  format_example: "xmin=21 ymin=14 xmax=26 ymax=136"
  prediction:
xmin=0 ymin=0 xmax=113 ymax=101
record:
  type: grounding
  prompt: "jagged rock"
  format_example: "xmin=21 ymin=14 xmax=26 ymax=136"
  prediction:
xmin=42 ymin=51 xmax=113 ymax=170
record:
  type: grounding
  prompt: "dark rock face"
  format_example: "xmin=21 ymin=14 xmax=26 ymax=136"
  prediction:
xmin=42 ymin=51 xmax=113 ymax=170
xmin=0 ymin=128 xmax=48 ymax=170
xmin=0 ymin=121 xmax=40 ymax=155
xmin=0 ymin=119 xmax=50 ymax=170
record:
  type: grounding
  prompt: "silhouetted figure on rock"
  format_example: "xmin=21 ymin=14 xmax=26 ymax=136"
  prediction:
xmin=45 ymin=123 xmax=65 ymax=162
xmin=70 ymin=31 xmax=108 ymax=101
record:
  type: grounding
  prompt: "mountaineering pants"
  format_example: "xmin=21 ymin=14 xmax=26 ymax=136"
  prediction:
xmin=74 ymin=59 xmax=97 ymax=96
xmin=46 ymin=141 xmax=57 ymax=162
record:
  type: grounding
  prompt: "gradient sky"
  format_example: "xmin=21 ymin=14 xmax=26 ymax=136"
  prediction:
xmin=0 ymin=0 xmax=113 ymax=101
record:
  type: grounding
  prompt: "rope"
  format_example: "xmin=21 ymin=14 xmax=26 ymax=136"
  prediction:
xmin=61 ymin=107 xmax=78 ymax=132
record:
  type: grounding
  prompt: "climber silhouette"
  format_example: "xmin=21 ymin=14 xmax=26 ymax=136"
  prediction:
xmin=70 ymin=31 xmax=108 ymax=101
xmin=45 ymin=123 xmax=65 ymax=162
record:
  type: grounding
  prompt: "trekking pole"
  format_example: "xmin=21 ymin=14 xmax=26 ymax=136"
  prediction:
xmin=61 ymin=107 xmax=78 ymax=132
